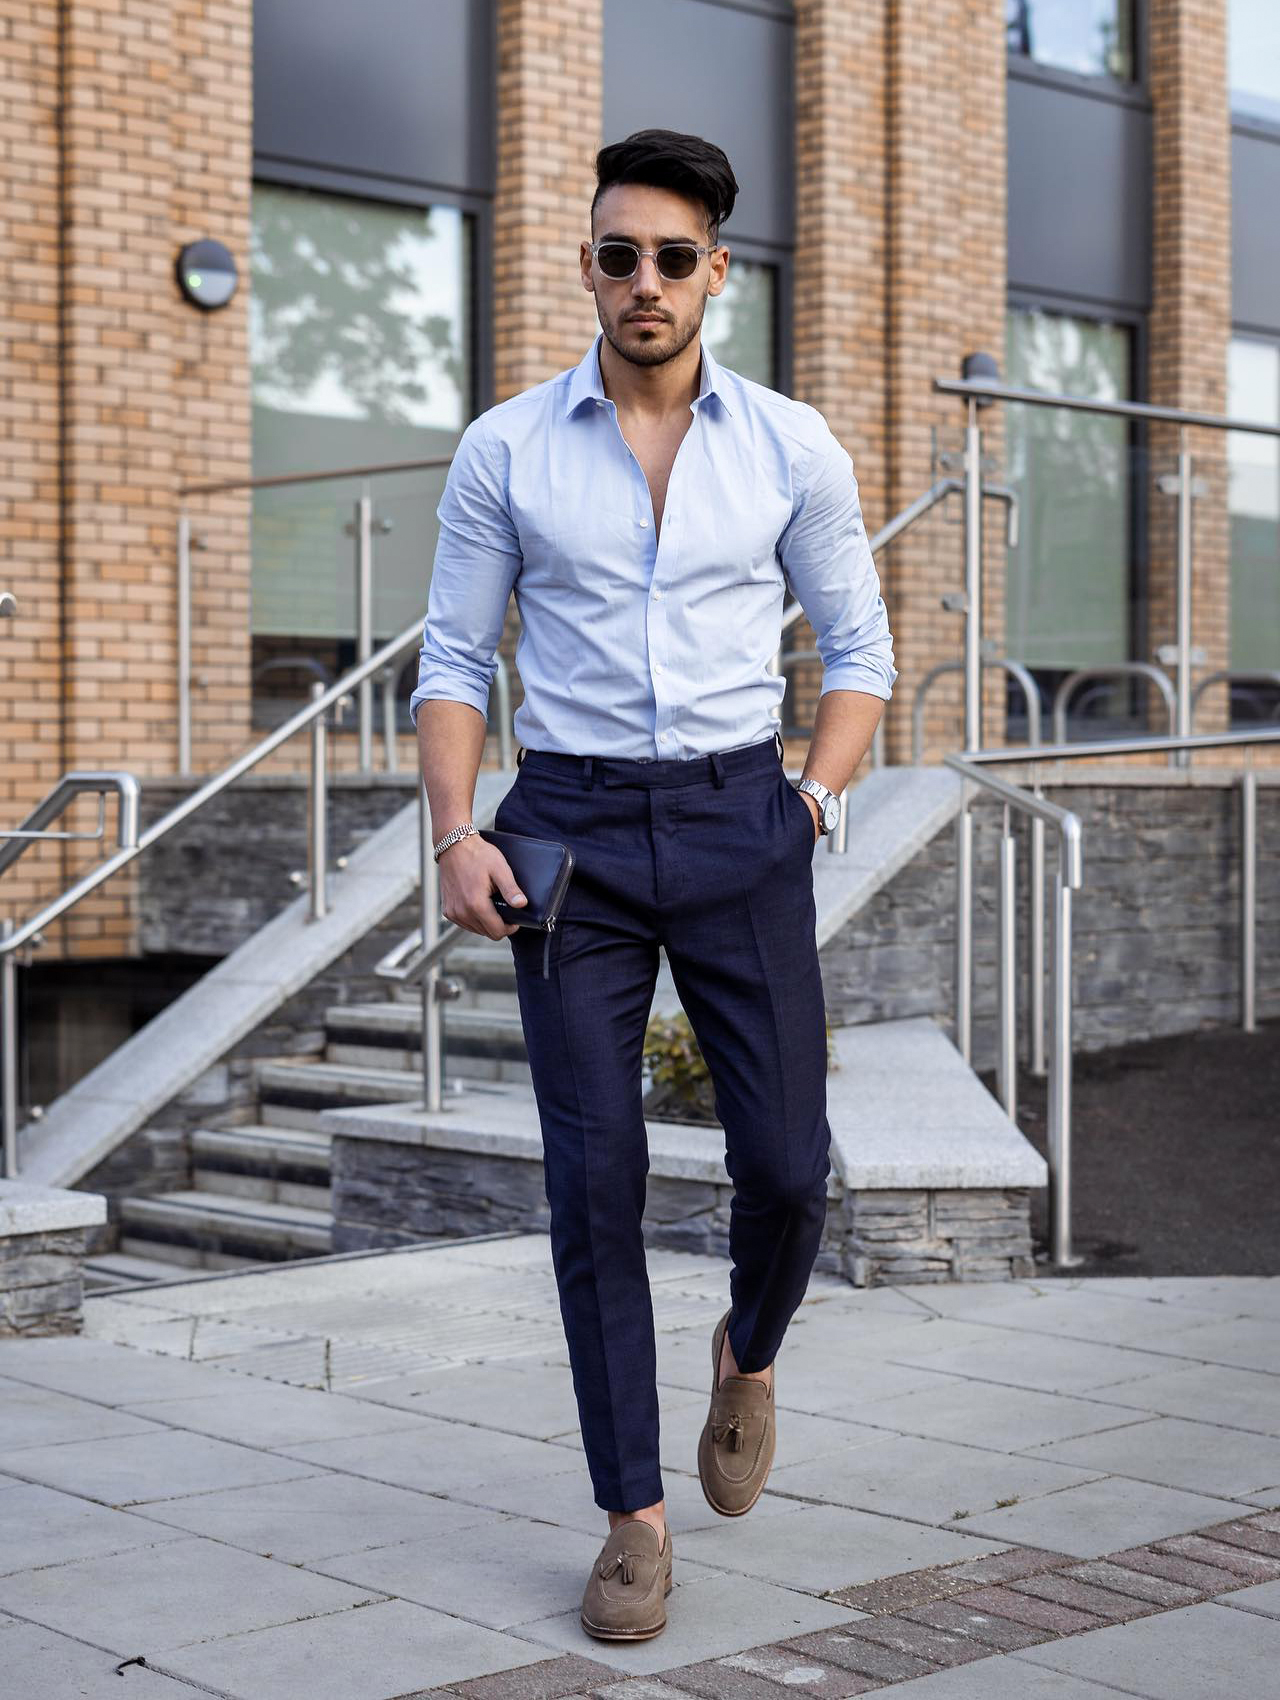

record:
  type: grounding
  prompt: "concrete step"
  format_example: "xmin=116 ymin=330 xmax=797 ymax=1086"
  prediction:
xmin=254 ymin=1058 xmax=429 ymax=1133
xmin=83 ymin=1248 xmax=211 ymax=1290
xmin=115 ymin=1189 xmax=332 ymax=1267
xmin=190 ymin=1124 xmax=332 ymax=1210
xmin=322 ymin=1003 xmax=531 ymax=1082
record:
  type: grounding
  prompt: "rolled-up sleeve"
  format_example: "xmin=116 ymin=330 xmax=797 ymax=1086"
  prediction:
xmin=778 ymin=429 xmax=898 ymax=702
xmin=408 ymin=413 xmax=523 ymax=730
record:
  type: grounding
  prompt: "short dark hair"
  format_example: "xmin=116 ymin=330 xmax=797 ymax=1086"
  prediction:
xmin=591 ymin=129 xmax=739 ymax=243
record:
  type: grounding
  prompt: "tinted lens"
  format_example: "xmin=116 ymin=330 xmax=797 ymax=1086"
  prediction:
xmin=595 ymin=243 xmax=637 ymax=279
xmin=657 ymin=244 xmax=699 ymax=280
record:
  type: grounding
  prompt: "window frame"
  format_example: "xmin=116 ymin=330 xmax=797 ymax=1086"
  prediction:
xmin=702 ymin=231 xmax=793 ymax=396
xmin=251 ymin=157 xmax=493 ymax=418
xmin=1003 ymin=288 xmax=1150 ymax=729
xmin=1005 ymin=0 xmax=1147 ymax=101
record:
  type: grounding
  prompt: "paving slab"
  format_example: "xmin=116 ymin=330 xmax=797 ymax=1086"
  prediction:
xmin=865 ymin=1650 xmax=1142 ymax=1697
xmin=1142 ymin=1315 xmax=1280 ymax=1375
xmin=310 ymin=1513 xmax=726 ymax=1630
xmin=0 ymin=1335 xmax=267 ymax=1404
xmin=0 ymin=1615 xmax=204 ymax=1696
xmin=881 ymin=1327 xmax=1177 ymax=1395
xmin=0 ymin=1482 xmax=190 ymax=1576
xmin=127 ymin=1470 xmax=508 ymax=1563
xmin=1029 ymin=1413 xmax=1280 ymax=1500
xmin=1012 ymin=1598 xmax=1280 ymax=1697
xmin=517 ymin=1570 xmax=865 ymax=1676
xmin=767 ymin=1431 xmax=1105 ymax=1526
xmin=1081 ymin=1360 xmax=1280 ymax=1436
xmin=670 ymin=1503 xmax=1007 ymax=1594
xmin=155 ymin=1595 xmax=549 ymax=1699
xmin=115 ymin=1381 xmax=433 ymax=1448
xmin=273 ymin=1413 xmax=587 ymax=1496
xmin=0 ymin=1532 xmax=380 ymax=1657
xmin=0 ymin=1379 xmax=166 ymax=1449
xmin=1216 ymin=1578 xmax=1280 ymax=1620
xmin=339 ymin=1359 xmax=588 ymax=1437
xmin=850 ymin=1377 xmax=1153 ymax=1453
xmin=949 ymin=1475 xmax=1254 ymax=1560
xmin=1 ymin=1423 xmax=318 ymax=1506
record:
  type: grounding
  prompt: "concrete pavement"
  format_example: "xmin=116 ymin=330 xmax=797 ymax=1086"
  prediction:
xmin=1 ymin=1235 xmax=1278 ymax=1697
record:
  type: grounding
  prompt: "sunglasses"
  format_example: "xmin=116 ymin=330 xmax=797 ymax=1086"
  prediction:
xmin=587 ymin=239 xmax=718 ymax=282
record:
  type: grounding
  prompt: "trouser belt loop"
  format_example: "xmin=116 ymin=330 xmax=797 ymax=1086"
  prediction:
xmin=708 ymin=750 xmax=726 ymax=788
xmin=581 ymin=754 xmax=595 ymax=790
xmin=516 ymin=745 xmax=526 ymax=767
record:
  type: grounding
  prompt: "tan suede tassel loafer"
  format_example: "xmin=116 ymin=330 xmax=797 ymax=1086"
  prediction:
xmin=580 ymin=1517 xmax=673 ymax=1641
xmin=697 ymin=1307 xmax=776 ymax=1516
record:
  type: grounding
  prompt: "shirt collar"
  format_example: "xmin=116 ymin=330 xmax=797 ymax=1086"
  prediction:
xmin=563 ymin=330 xmax=735 ymax=419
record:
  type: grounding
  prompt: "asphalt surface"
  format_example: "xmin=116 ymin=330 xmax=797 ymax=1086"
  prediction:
xmin=981 ymin=1018 xmax=1280 ymax=1277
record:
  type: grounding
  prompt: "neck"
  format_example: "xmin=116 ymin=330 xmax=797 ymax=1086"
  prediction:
xmin=597 ymin=331 xmax=702 ymax=424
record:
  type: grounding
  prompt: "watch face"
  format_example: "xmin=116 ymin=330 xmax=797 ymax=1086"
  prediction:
xmin=820 ymin=795 xmax=841 ymax=833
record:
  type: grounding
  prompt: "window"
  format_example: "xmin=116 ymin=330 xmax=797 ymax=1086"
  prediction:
xmin=1005 ymin=0 xmax=1135 ymax=82
xmin=1230 ymin=0 xmax=1280 ymax=127
xmin=1004 ymin=306 xmax=1134 ymax=691
xmin=248 ymin=183 xmax=474 ymax=717
xmin=1227 ymin=337 xmax=1280 ymax=700
xmin=701 ymin=256 xmax=776 ymax=388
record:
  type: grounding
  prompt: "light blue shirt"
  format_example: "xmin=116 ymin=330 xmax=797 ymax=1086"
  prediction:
xmin=409 ymin=331 xmax=897 ymax=758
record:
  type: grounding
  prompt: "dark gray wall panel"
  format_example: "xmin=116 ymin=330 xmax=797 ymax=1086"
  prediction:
xmin=253 ymin=0 xmax=494 ymax=196
xmin=603 ymin=0 xmax=794 ymax=248
xmin=1007 ymin=73 xmax=1151 ymax=311
xmin=1232 ymin=131 xmax=1280 ymax=334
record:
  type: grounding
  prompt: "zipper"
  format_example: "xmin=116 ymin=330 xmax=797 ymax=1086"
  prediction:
xmin=542 ymin=914 xmax=555 ymax=979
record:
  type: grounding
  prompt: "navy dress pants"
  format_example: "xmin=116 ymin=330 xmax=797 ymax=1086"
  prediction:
xmin=492 ymin=730 xmax=831 ymax=1513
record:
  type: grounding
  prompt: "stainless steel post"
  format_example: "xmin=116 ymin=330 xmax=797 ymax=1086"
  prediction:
xmin=1029 ymin=793 xmax=1046 ymax=1077
xmin=356 ymin=487 xmax=374 ymax=772
xmin=420 ymin=777 xmax=443 ymax=1113
xmin=998 ymin=807 xmax=1017 ymax=1120
xmin=964 ymin=400 xmax=984 ymax=751
xmin=1175 ymin=434 xmax=1193 ymax=771
xmin=1241 ymin=769 xmax=1257 ymax=1034
xmin=1048 ymin=842 xmax=1083 ymax=1266
xmin=177 ymin=510 xmax=192 ymax=777
xmin=1 ymin=918 xmax=17 ymax=1178
xmin=381 ymin=667 xmax=398 ymax=774
xmin=955 ymin=789 xmax=973 ymax=1063
xmin=307 ymin=681 xmax=328 ymax=920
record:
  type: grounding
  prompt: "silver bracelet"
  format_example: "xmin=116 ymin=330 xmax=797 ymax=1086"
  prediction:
xmin=433 ymin=821 xmax=478 ymax=862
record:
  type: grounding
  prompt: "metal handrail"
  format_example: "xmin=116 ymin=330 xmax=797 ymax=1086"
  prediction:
xmin=913 ymin=657 xmax=1042 ymax=764
xmin=948 ymin=726 xmax=1280 ymax=1269
xmin=178 ymin=451 xmax=457 ymax=774
xmin=1052 ymin=664 xmax=1178 ymax=759
xmin=0 ymin=616 xmax=437 ymax=1176
xmin=0 ymin=774 xmax=140 ymax=878
xmin=936 ymin=373 xmax=1280 ymax=770
xmin=1191 ymin=670 xmax=1280 ymax=728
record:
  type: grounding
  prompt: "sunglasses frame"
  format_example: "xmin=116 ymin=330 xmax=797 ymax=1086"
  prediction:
xmin=587 ymin=239 xmax=720 ymax=282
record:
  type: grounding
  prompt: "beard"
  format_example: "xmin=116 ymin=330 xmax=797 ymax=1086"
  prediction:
xmin=600 ymin=297 xmax=706 ymax=369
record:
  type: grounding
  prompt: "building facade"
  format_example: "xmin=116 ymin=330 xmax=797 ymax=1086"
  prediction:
xmin=2 ymin=0 xmax=1277 ymax=972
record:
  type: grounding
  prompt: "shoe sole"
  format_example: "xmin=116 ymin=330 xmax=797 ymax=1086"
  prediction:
xmin=699 ymin=1309 xmax=775 ymax=1518
xmin=580 ymin=1573 xmax=672 ymax=1640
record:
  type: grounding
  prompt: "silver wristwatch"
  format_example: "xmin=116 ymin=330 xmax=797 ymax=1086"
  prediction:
xmin=795 ymin=777 xmax=841 ymax=836
xmin=433 ymin=821 xmax=478 ymax=861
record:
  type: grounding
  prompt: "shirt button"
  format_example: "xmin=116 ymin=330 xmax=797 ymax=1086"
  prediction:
xmin=654 ymin=662 xmax=663 ymax=673
xmin=638 ymin=517 xmax=649 ymax=528
xmin=658 ymin=730 xmax=670 ymax=741
xmin=652 ymin=589 xmax=663 ymax=599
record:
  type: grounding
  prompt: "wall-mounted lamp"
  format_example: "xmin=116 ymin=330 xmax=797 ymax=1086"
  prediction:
xmin=175 ymin=239 xmax=239 ymax=311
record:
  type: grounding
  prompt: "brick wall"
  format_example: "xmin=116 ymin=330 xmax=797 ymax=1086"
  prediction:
xmin=1146 ymin=0 xmax=1233 ymax=736
xmin=0 ymin=0 xmax=254 ymax=960
xmin=794 ymin=1 xmax=1008 ymax=764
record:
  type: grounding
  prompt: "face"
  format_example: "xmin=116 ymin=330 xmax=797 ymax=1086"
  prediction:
xmin=582 ymin=182 xmax=729 ymax=370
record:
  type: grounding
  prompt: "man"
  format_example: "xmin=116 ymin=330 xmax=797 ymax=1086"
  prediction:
xmin=411 ymin=128 xmax=896 ymax=1642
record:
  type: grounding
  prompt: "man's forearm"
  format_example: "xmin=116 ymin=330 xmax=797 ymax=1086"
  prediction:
xmin=418 ymin=698 xmax=489 ymax=841
xmin=799 ymin=688 xmax=885 ymax=795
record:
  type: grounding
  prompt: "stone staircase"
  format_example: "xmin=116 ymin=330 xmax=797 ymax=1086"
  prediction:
xmin=82 ymin=936 xmax=539 ymax=1289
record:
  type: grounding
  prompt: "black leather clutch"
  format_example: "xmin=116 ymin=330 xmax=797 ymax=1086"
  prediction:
xmin=478 ymin=827 xmax=575 ymax=931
